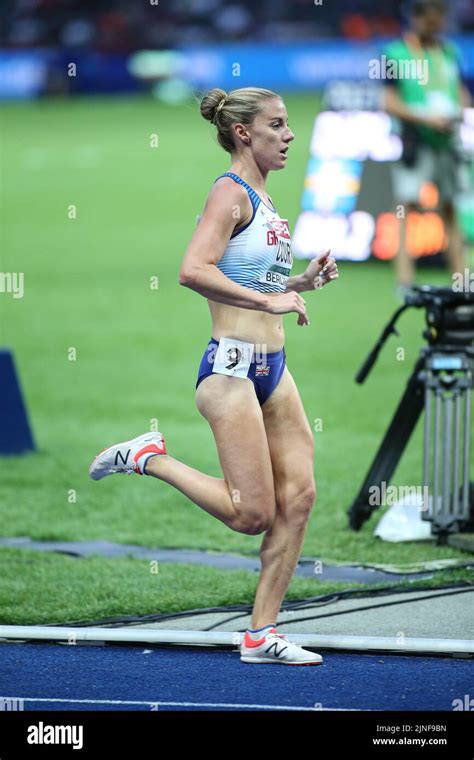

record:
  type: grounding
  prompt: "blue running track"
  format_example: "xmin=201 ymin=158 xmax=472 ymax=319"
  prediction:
xmin=1 ymin=643 xmax=473 ymax=711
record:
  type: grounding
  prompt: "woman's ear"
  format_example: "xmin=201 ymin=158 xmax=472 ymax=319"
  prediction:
xmin=233 ymin=123 xmax=251 ymax=145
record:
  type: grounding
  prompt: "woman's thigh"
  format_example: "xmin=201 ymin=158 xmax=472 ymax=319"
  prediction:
xmin=261 ymin=367 xmax=316 ymax=512
xmin=195 ymin=373 xmax=276 ymax=519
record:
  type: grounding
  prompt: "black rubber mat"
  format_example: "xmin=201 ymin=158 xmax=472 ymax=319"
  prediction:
xmin=0 ymin=536 xmax=446 ymax=584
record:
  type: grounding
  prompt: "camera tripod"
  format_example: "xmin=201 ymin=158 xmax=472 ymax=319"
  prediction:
xmin=348 ymin=286 xmax=474 ymax=544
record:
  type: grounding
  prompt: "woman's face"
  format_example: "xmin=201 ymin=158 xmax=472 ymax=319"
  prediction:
xmin=238 ymin=98 xmax=295 ymax=171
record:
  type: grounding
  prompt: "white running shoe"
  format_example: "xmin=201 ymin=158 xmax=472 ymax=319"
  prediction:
xmin=89 ymin=432 xmax=167 ymax=481
xmin=240 ymin=626 xmax=323 ymax=665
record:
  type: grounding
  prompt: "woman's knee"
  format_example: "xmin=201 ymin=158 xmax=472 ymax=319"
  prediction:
xmin=280 ymin=480 xmax=316 ymax=524
xmin=231 ymin=498 xmax=275 ymax=535
xmin=297 ymin=482 xmax=317 ymax=519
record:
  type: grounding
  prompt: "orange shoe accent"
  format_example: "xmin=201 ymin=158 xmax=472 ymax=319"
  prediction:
xmin=133 ymin=441 xmax=167 ymax=474
xmin=133 ymin=441 xmax=167 ymax=462
xmin=243 ymin=626 xmax=277 ymax=648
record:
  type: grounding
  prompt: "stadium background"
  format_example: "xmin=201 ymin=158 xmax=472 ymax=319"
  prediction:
xmin=1 ymin=0 xmax=473 ymax=626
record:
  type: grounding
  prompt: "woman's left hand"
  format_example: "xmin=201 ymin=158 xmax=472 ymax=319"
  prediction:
xmin=301 ymin=250 xmax=339 ymax=291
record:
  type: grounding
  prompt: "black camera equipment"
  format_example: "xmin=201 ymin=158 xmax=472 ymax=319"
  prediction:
xmin=348 ymin=284 xmax=474 ymax=544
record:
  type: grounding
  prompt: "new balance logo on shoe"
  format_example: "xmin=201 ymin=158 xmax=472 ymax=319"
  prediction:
xmin=265 ymin=642 xmax=287 ymax=658
xmin=115 ymin=449 xmax=130 ymax=466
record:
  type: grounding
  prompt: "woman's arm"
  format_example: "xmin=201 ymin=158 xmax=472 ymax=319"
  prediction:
xmin=179 ymin=178 xmax=308 ymax=322
xmin=285 ymin=274 xmax=307 ymax=293
xmin=180 ymin=264 xmax=270 ymax=311
xmin=179 ymin=178 xmax=269 ymax=310
xmin=286 ymin=251 xmax=338 ymax=293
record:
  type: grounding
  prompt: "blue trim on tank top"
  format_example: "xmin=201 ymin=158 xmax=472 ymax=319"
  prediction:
xmin=213 ymin=171 xmax=276 ymax=239
xmin=215 ymin=171 xmax=277 ymax=212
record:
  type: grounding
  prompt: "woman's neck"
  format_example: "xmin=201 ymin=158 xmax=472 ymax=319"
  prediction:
xmin=229 ymin=159 xmax=268 ymax=194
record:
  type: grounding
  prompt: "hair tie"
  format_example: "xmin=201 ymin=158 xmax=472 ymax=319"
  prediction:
xmin=213 ymin=97 xmax=226 ymax=123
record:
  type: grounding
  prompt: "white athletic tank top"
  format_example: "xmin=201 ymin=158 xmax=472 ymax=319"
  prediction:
xmin=196 ymin=172 xmax=293 ymax=293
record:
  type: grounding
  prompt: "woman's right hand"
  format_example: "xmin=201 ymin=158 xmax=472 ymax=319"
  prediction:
xmin=265 ymin=291 xmax=309 ymax=326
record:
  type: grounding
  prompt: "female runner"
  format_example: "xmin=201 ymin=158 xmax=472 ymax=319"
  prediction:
xmin=89 ymin=87 xmax=338 ymax=665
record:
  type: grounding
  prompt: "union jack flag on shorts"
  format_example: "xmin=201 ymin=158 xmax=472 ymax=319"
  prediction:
xmin=255 ymin=364 xmax=270 ymax=377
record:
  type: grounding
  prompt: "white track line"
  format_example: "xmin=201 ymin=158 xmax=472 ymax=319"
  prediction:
xmin=1 ymin=696 xmax=364 ymax=711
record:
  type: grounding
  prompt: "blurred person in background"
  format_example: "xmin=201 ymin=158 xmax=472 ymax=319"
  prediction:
xmin=383 ymin=0 xmax=471 ymax=293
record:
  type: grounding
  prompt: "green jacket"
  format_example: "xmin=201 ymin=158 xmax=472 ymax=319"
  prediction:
xmin=383 ymin=34 xmax=463 ymax=148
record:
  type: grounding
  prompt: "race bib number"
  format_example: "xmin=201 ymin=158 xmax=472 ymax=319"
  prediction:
xmin=212 ymin=337 xmax=254 ymax=379
xmin=258 ymin=218 xmax=292 ymax=288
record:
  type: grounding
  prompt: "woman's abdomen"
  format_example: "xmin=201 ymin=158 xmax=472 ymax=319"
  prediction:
xmin=208 ymin=300 xmax=285 ymax=353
